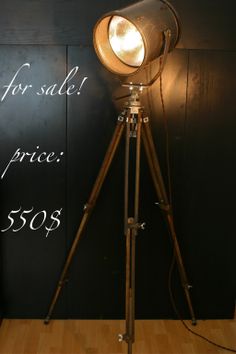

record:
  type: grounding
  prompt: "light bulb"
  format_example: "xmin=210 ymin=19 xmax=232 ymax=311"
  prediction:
xmin=108 ymin=16 xmax=145 ymax=67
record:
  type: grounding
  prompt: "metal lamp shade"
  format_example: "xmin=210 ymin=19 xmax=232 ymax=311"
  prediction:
xmin=93 ymin=0 xmax=181 ymax=76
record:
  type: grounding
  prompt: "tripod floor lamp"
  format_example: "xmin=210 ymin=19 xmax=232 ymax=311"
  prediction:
xmin=45 ymin=1 xmax=196 ymax=353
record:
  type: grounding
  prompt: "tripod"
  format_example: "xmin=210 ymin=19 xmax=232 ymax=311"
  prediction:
xmin=44 ymin=87 xmax=196 ymax=354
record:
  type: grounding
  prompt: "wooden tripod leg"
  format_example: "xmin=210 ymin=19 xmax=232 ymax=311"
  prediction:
xmin=124 ymin=223 xmax=136 ymax=354
xmin=122 ymin=111 xmax=142 ymax=354
xmin=130 ymin=228 xmax=136 ymax=345
xmin=44 ymin=119 xmax=125 ymax=324
xmin=125 ymin=227 xmax=131 ymax=346
xmin=142 ymin=120 xmax=197 ymax=324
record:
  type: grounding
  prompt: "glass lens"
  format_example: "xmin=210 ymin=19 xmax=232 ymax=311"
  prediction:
xmin=108 ymin=16 xmax=145 ymax=67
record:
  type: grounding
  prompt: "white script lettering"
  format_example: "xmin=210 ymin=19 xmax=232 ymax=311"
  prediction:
xmin=0 ymin=63 xmax=88 ymax=102
xmin=1 ymin=146 xmax=64 ymax=179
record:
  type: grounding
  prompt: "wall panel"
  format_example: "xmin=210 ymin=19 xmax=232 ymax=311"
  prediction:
xmin=183 ymin=50 xmax=236 ymax=317
xmin=0 ymin=46 xmax=67 ymax=318
xmin=0 ymin=0 xmax=122 ymax=45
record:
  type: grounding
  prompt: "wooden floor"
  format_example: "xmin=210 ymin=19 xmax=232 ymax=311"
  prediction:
xmin=0 ymin=319 xmax=235 ymax=354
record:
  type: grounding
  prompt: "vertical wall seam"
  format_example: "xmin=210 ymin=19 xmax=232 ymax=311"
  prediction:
xmin=182 ymin=49 xmax=190 ymax=181
xmin=65 ymin=44 xmax=69 ymax=318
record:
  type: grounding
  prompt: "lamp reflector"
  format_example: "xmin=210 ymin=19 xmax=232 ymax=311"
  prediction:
xmin=108 ymin=16 xmax=145 ymax=67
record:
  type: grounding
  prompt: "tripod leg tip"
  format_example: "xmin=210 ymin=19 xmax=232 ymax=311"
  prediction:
xmin=44 ymin=317 xmax=50 ymax=325
xmin=192 ymin=318 xmax=197 ymax=326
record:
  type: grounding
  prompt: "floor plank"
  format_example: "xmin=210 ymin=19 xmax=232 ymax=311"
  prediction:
xmin=0 ymin=319 xmax=235 ymax=354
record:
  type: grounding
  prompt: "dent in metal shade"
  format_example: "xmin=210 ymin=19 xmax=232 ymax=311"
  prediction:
xmin=93 ymin=0 xmax=181 ymax=76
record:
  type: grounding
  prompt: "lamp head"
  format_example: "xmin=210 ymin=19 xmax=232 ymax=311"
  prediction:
xmin=93 ymin=0 xmax=180 ymax=76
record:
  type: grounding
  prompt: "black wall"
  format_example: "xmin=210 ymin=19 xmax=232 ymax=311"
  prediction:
xmin=0 ymin=0 xmax=235 ymax=320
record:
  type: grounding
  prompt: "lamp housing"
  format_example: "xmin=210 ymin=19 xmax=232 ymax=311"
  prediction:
xmin=93 ymin=0 xmax=180 ymax=76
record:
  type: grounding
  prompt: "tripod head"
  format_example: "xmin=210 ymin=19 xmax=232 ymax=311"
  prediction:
xmin=122 ymin=84 xmax=147 ymax=113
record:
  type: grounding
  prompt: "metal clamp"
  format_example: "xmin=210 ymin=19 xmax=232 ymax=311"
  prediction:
xmin=118 ymin=333 xmax=130 ymax=343
xmin=139 ymin=222 xmax=146 ymax=230
xmin=118 ymin=114 xmax=125 ymax=122
xmin=155 ymin=201 xmax=171 ymax=212
xmin=128 ymin=221 xmax=146 ymax=230
xmin=126 ymin=116 xmax=137 ymax=124
xmin=118 ymin=334 xmax=123 ymax=342
xmin=58 ymin=278 xmax=69 ymax=287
